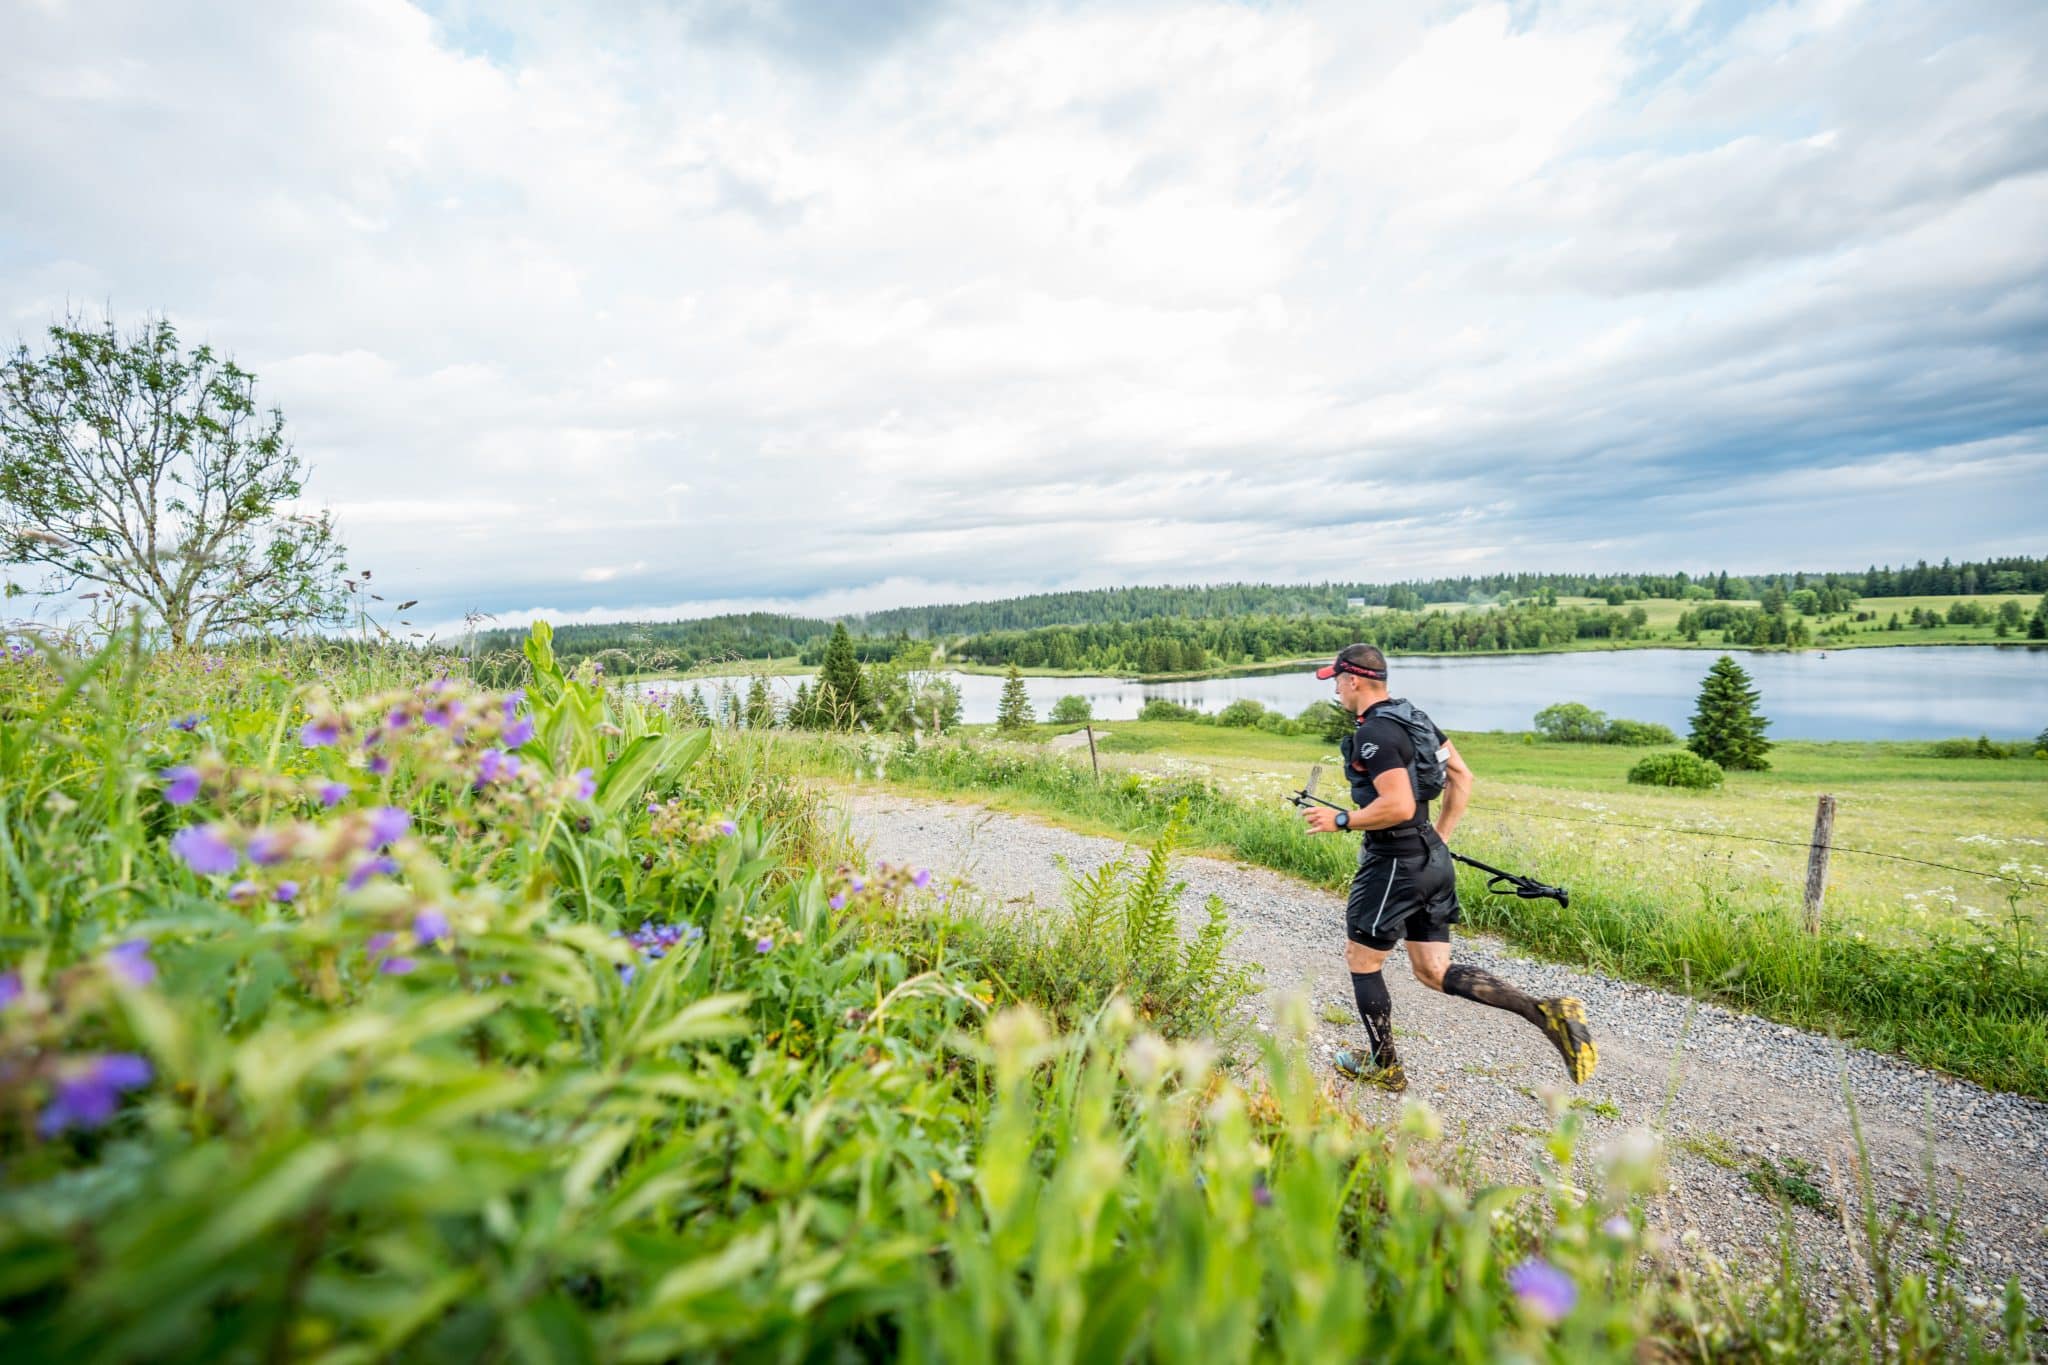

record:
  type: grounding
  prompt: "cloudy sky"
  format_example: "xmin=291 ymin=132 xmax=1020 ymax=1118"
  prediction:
xmin=5 ymin=0 xmax=2045 ymax=633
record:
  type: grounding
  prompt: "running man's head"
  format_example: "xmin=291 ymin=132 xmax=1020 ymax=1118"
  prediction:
xmin=1315 ymin=643 xmax=1388 ymax=714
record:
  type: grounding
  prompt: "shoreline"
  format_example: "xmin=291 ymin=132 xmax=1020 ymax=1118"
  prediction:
xmin=624 ymin=637 xmax=2046 ymax=686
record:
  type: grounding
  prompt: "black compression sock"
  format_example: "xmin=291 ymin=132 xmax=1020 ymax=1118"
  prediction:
xmin=1442 ymin=964 xmax=1544 ymax=1028
xmin=1350 ymin=970 xmax=1399 ymax=1069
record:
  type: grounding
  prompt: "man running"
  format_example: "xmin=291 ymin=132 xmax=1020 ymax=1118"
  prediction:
xmin=1301 ymin=643 xmax=1596 ymax=1091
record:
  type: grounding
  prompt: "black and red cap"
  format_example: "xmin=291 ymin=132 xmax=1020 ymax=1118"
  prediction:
xmin=1315 ymin=656 xmax=1386 ymax=681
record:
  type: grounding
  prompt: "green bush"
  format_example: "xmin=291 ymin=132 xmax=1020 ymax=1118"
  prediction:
xmin=1299 ymin=700 xmax=1355 ymax=743
xmin=1535 ymin=703 xmax=1675 ymax=746
xmin=1049 ymin=694 xmax=1092 ymax=724
xmin=1929 ymin=736 xmax=2019 ymax=759
xmin=953 ymin=806 xmax=1258 ymax=1040
xmin=1534 ymin=701 xmax=1607 ymax=742
xmin=1214 ymin=698 xmax=1270 ymax=728
xmin=1601 ymin=718 xmax=1678 ymax=746
xmin=1139 ymin=697 xmax=1202 ymax=722
xmin=1625 ymin=750 xmax=1726 ymax=789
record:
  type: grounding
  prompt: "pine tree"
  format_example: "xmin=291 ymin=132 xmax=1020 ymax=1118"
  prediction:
xmin=2030 ymin=599 xmax=2048 ymax=641
xmin=816 ymin=622 xmax=871 ymax=729
xmin=787 ymin=681 xmax=818 ymax=729
xmin=1688 ymin=655 xmax=1772 ymax=771
xmin=745 ymin=676 xmax=776 ymax=729
xmin=995 ymin=663 xmax=1035 ymax=732
xmin=680 ymin=685 xmax=711 ymax=727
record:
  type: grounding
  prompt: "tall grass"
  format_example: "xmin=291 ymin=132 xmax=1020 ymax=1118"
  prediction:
xmin=0 ymin=628 xmax=2034 ymax=1360
xmin=807 ymin=734 xmax=2048 ymax=1101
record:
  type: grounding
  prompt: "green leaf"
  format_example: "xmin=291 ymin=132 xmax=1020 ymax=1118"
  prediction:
xmin=595 ymin=729 xmax=709 ymax=817
xmin=632 ymin=992 xmax=751 ymax=1053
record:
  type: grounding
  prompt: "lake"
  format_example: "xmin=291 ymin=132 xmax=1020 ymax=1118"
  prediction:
xmin=654 ymin=646 xmax=2048 ymax=741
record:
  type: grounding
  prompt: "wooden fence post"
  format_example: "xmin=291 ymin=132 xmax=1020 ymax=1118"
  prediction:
xmin=1085 ymin=724 xmax=1100 ymax=781
xmin=1802 ymin=794 xmax=1836 ymax=932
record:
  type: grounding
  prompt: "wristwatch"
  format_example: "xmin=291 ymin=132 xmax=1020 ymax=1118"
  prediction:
xmin=1335 ymin=810 xmax=1350 ymax=830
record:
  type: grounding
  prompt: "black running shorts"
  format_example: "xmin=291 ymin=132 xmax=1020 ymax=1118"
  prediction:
xmin=1346 ymin=832 xmax=1462 ymax=950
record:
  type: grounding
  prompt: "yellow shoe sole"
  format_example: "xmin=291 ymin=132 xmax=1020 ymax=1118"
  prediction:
xmin=1537 ymin=997 xmax=1598 ymax=1084
xmin=1334 ymin=1051 xmax=1408 ymax=1093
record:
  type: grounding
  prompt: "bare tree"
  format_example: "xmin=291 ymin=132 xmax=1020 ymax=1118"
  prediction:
xmin=0 ymin=312 xmax=346 ymax=645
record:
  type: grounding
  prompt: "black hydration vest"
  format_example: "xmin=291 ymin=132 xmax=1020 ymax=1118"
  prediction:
xmin=1343 ymin=698 xmax=1449 ymax=812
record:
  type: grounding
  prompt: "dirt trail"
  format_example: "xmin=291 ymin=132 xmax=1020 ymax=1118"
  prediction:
xmin=838 ymin=789 xmax=2048 ymax=1307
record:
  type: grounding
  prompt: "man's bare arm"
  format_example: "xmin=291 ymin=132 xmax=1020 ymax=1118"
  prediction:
xmin=1351 ymin=768 xmax=1416 ymax=830
xmin=1435 ymin=740 xmax=1472 ymax=841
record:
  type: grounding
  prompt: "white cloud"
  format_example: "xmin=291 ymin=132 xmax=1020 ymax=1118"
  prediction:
xmin=2 ymin=0 xmax=2043 ymax=625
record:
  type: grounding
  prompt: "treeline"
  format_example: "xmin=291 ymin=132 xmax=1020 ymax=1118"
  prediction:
xmin=950 ymin=604 xmax=1654 ymax=673
xmin=470 ymin=554 xmax=2042 ymax=676
xmin=852 ymin=555 xmax=2044 ymax=635
xmin=471 ymin=612 xmax=836 ymax=671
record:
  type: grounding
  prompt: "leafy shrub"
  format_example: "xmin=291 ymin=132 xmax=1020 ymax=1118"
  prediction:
xmin=1534 ymin=701 xmax=1608 ymax=742
xmin=1928 ymin=736 xmax=2019 ymax=759
xmin=1299 ymin=700 xmax=1355 ymax=743
xmin=1602 ymin=718 xmax=1678 ymax=746
xmin=1138 ymin=697 xmax=1202 ymax=722
xmin=956 ymin=806 xmax=1257 ymax=1040
xmin=1215 ymin=698 xmax=1270 ymax=728
xmin=1626 ymin=751 xmax=1725 ymax=789
xmin=1049 ymin=694 xmax=1092 ymax=724
xmin=1535 ymin=703 xmax=1674 ymax=746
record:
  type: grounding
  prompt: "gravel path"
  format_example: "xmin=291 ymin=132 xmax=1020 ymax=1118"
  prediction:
xmin=838 ymin=788 xmax=2048 ymax=1308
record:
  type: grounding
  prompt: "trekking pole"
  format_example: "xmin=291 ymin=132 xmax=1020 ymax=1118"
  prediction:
xmin=1286 ymin=766 xmax=1570 ymax=907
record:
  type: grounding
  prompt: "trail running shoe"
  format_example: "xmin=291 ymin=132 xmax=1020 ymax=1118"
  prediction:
xmin=1334 ymin=1049 xmax=1407 ymax=1093
xmin=1537 ymin=997 xmax=1598 ymax=1084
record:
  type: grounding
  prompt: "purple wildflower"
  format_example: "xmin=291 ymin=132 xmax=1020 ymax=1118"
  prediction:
xmin=366 ymin=932 xmax=396 ymax=952
xmin=413 ymin=906 xmax=450 ymax=945
xmin=104 ymin=940 xmax=156 ymax=987
xmin=423 ymin=701 xmax=462 ymax=729
xmin=345 ymin=856 xmax=399 ymax=891
xmin=617 ymin=962 xmax=637 ymax=985
xmin=477 ymin=749 xmax=519 ymax=787
xmin=913 ymin=868 xmax=932 ymax=889
xmin=161 ymin=766 xmax=202 ymax=806
xmin=1602 ymin=1214 xmax=1633 ymax=1239
xmin=172 ymin=713 xmax=205 ymax=732
xmin=849 ymin=875 xmax=865 ymax=892
xmin=247 ymin=831 xmax=287 ymax=866
xmin=719 ymin=819 xmax=738 ymax=836
xmin=0 ymin=971 xmax=22 ymax=1010
xmin=273 ymin=881 xmax=300 ymax=904
xmin=1507 ymin=1259 xmax=1576 ymax=1324
xmin=755 ymin=937 xmax=774 ymax=954
xmin=301 ymin=718 xmax=342 ymax=747
xmin=317 ymin=781 xmax=350 ymax=808
xmin=573 ymin=768 xmax=596 ymax=800
xmin=38 ymin=1053 xmax=153 ymax=1136
xmin=171 ymin=825 xmax=238 ymax=876
xmin=829 ymin=894 xmax=847 ymax=911
xmin=367 ymin=754 xmax=392 ymax=776
xmin=502 ymin=715 xmax=535 ymax=748
xmin=501 ymin=689 xmax=525 ymax=717
xmin=366 ymin=807 xmax=410 ymax=848
xmin=1252 ymin=1173 xmax=1273 ymax=1208
xmin=387 ymin=708 xmax=412 ymax=730
xmin=227 ymin=879 xmax=263 ymax=903
xmin=379 ymin=956 xmax=417 ymax=976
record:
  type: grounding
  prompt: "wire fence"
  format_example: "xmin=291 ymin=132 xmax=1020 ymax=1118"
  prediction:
xmin=1100 ymin=746 xmax=2040 ymax=895
xmin=1464 ymin=801 xmax=2036 ymax=891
